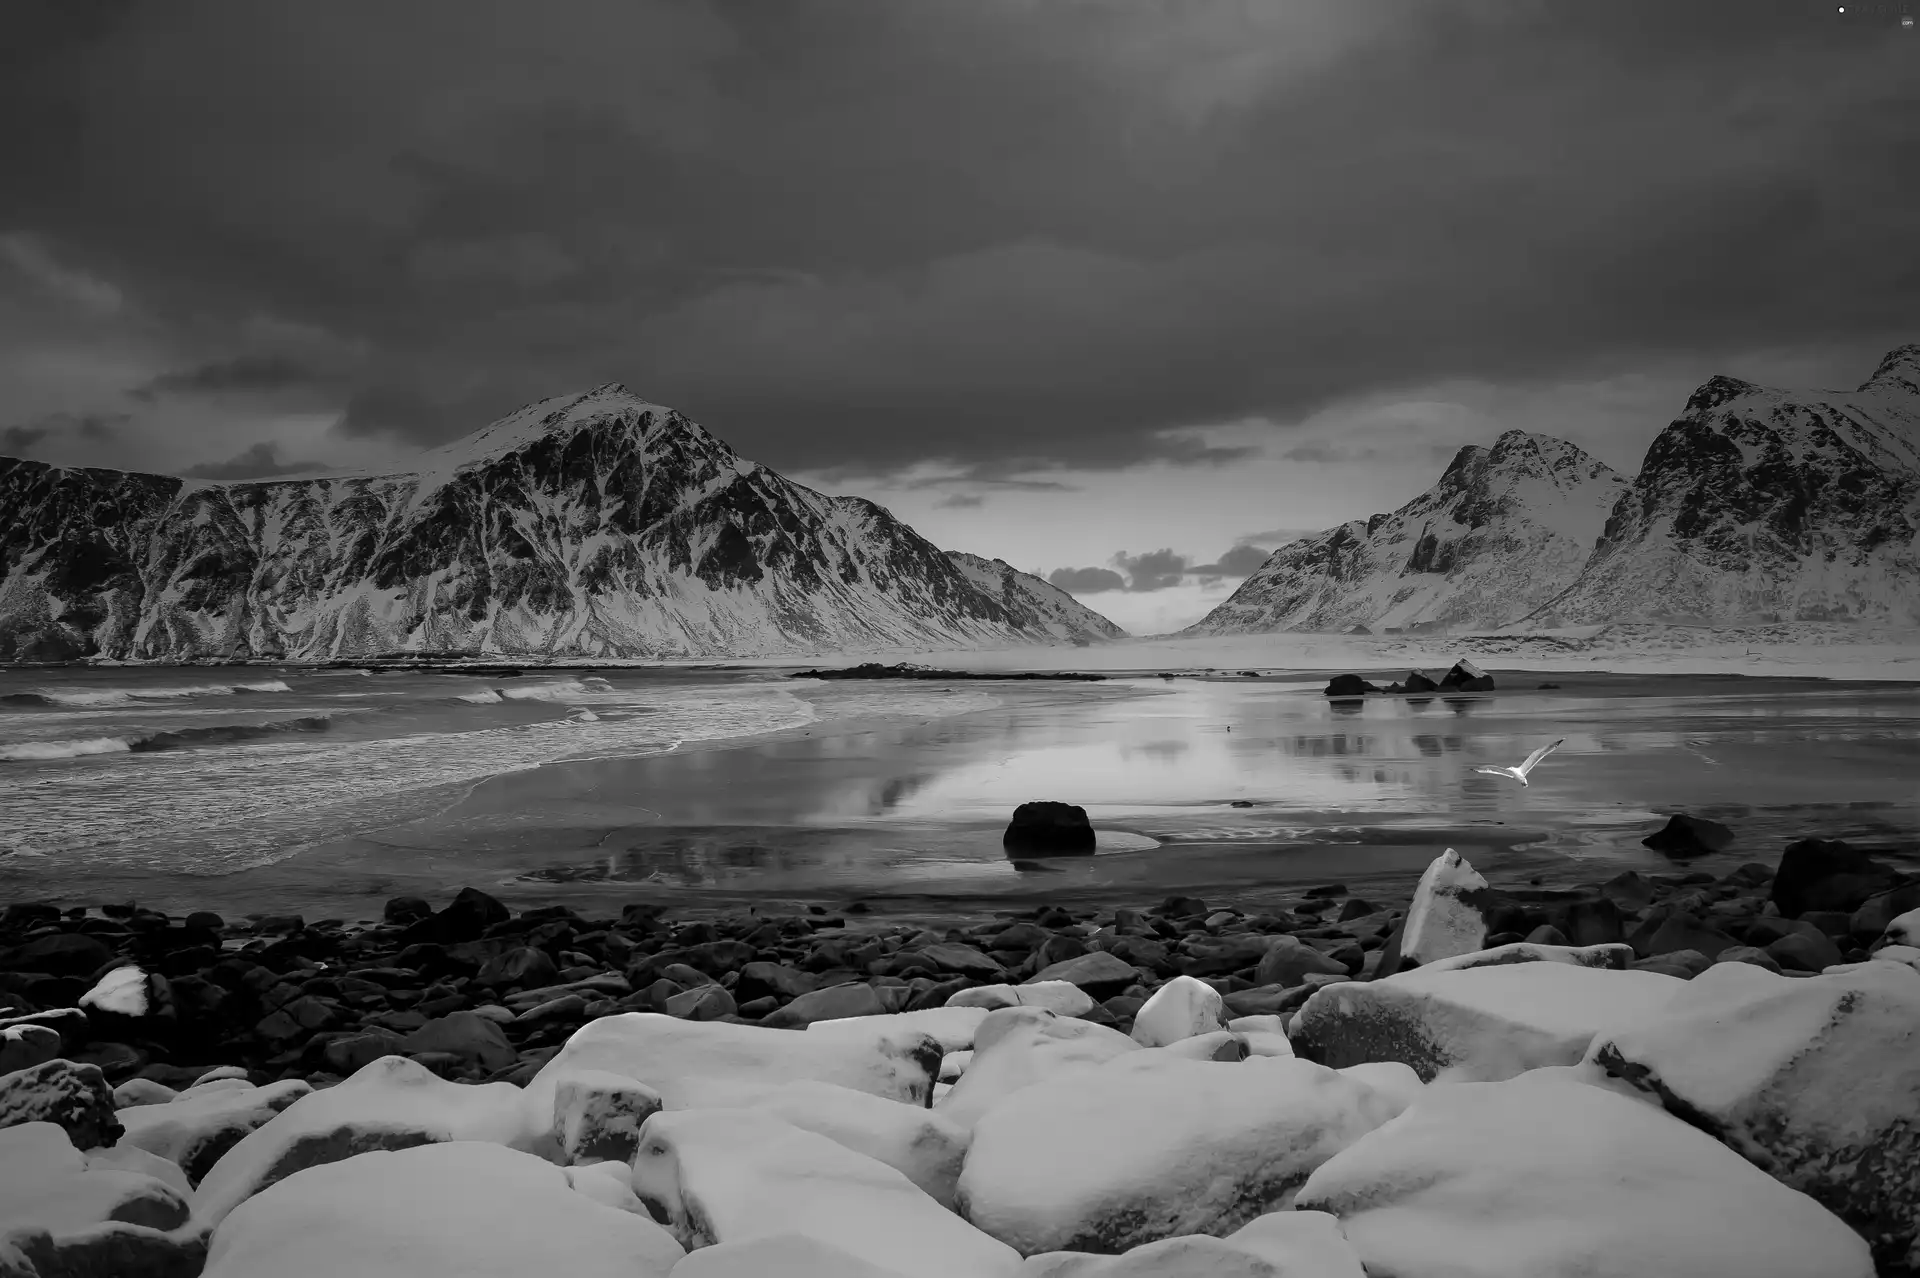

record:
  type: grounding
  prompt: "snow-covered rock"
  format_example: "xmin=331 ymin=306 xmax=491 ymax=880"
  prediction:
xmin=0 ymin=1058 xmax=121 ymax=1149
xmin=631 ymin=1108 xmax=1019 ymax=1278
xmin=1016 ymin=1237 xmax=1278 ymax=1277
xmin=201 ymin=1141 xmax=684 ymax=1278
xmin=1292 ymin=961 xmax=1687 ymax=1082
xmin=668 ymin=1233 xmax=912 ymax=1278
xmin=936 ymin=1008 xmax=1141 ymax=1130
xmin=1221 ymin=1210 xmax=1366 ymax=1277
xmin=1402 ymin=940 xmax=1633 ymax=976
xmin=524 ymin=1013 xmax=943 ymax=1138
xmin=114 ymin=1078 xmax=310 ymax=1184
xmin=79 ymin=965 xmax=155 ymax=1017
xmin=806 ymin=1006 xmax=992 ymax=1054
xmin=112 ymin=1078 xmax=178 ymax=1109
xmin=665 ymin=1077 xmax=971 ymax=1208
xmin=82 ymin=1143 xmax=193 ymax=1200
xmin=551 ymin=1068 xmax=664 ymax=1165
xmin=1390 ymin=848 xmax=1496 ymax=968
xmin=1295 ymin=1069 xmax=1875 ymax=1278
xmin=1535 ymin=345 xmax=1920 ymax=626
xmin=0 ymin=1121 xmax=201 ymax=1278
xmin=0 ymin=385 xmax=1120 ymax=663
xmin=190 ymin=1055 xmax=540 ymax=1229
xmin=1186 ymin=430 xmax=1629 ymax=634
xmin=0 ymin=1024 xmax=59 ymax=1076
xmin=957 ymin=1055 xmax=1406 ymax=1256
xmin=1128 ymin=975 xmax=1226 ymax=1048
xmin=947 ymin=982 xmax=1095 ymax=1017
xmin=1883 ymin=906 xmax=1920 ymax=948
xmin=1587 ymin=958 xmax=1920 ymax=1272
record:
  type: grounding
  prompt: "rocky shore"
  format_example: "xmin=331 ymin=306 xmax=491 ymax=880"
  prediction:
xmin=3 ymin=835 xmax=1917 ymax=1276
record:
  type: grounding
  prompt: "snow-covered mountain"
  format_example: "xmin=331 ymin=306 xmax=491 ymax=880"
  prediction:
xmin=945 ymin=551 xmax=1128 ymax=644
xmin=0 ymin=385 xmax=1123 ymax=661
xmin=1185 ymin=430 xmax=1628 ymax=635
xmin=1532 ymin=346 xmax=1920 ymax=626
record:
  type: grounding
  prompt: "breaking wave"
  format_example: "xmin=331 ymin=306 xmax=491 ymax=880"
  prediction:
xmin=0 ymin=715 xmax=335 ymax=763
xmin=1 ymin=680 xmax=293 ymax=708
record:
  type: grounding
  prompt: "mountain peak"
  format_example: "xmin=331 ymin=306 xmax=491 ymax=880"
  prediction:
xmin=409 ymin=384 xmax=689 ymax=475
xmin=1862 ymin=344 xmax=1920 ymax=396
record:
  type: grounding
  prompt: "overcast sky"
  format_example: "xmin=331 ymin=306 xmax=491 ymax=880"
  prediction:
xmin=4 ymin=0 xmax=1917 ymax=633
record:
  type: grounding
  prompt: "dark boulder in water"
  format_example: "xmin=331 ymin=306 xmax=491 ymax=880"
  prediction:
xmin=1003 ymin=801 xmax=1096 ymax=856
xmin=1642 ymin=814 xmax=1735 ymax=859
xmin=1771 ymin=839 xmax=1906 ymax=918
xmin=1438 ymin=659 xmax=1495 ymax=692
xmin=1324 ymin=674 xmax=1378 ymax=697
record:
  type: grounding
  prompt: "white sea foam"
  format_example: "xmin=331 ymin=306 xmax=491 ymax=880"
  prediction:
xmin=14 ymin=680 xmax=293 ymax=707
xmin=456 ymin=690 xmax=504 ymax=704
xmin=0 ymin=736 xmax=135 ymax=762
xmin=0 ymin=682 xmax=822 ymax=871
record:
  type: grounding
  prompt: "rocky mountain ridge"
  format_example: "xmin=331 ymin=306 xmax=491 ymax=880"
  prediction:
xmin=0 ymin=386 xmax=1123 ymax=661
xmin=1186 ymin=430 xmax=1629 ymax=635
xmin=1186 ymin=344 xmax=1920 ymax=635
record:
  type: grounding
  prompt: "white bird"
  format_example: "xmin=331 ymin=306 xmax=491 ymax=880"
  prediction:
xmin=1473 ymin=738 xmax=1565 ymax=787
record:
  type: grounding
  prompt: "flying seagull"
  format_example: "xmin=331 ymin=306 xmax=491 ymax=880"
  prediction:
xmin=1473 ymin=738 xmax=1565 ymax=787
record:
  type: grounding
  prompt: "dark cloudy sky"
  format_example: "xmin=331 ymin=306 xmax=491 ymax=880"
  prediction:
xmin=4 ymin=0 xmax=1917 ymax=632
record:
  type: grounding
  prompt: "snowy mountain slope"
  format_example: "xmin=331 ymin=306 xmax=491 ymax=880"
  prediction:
xmin=1532 ymin=345 xmax=1920 ymax=626
xmin=944 ymin=551 xmax=1128 ymax=643
xmin=1184 ymin=430 xmax=1629 ymax=635
xmin=0 ymin=385 xmax=1123 ymax=661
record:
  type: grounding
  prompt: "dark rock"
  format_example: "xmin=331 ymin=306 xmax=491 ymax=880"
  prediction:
xmin=1155 ymin=896 xmax=1209 ymax=920
xmin=473 ymin=946 xmax=559 ymax=991
xmin=321 ymin=1031 xmax=406 ymax=1075
xmin=1599 ymin=871 xmax=1656 ymax=914
xmin=1028 ymin=952 xmax=1140 ymax=1001
xmin=0 ymin=1058 xmax=122 ymax=1148
xmin=1003 ymin=802 xmax=1096 ymax=855
xmin=1766 ymin=931 xmax=1844 ymax=973
xmin=1524 ymin=924 xmax=1570 ymax=947
xmin=1772 ymin=840 xmax=1905 ymax=918
xmin=760 ymin=983 xmax=888 ymax=1027
xmin=1437 ymin=658 xmax=1494 ymax=692
xmin=2 ymin=932 xmax=113 ymax=978
xmin=1323 ymin=674 xmax=1378 ymax=697
xmin=1851 ymin=882 xmax=1920 ymax=940
xmin=1402 ymin=671 xmax=1439 ymax=693
xmin=1797 ymin=911 xmax=1855 ymax=940
xmin=663 ymin=984 xmax=737 ymax=1021
xmin=1642 ymin=814 xmax=1735 ymax=858
xmin=0 ymin=1023 xmax=61 ymax=1073
xmin=1562 ymin=898 xmax=1627 ymax=948
xmin=0 ymin=903 xmax=62 ymax=934
xmin=733 ymin=961 xmax=818 ymax=1003
xmin=383 ymin=896 xmax=433 ymax=925
xmin=399 ymin=1012 xmax=517 ymax=1072
xmin=1303 ymin=884 xmax=1348 ymax=899
xmin=183 ymin=911 xmax=224 ymax=932
xmin=1337 ymin=898 xmax=1380 ymax=922
xmin=1715 ymin=946 xmax=1784 ymax=974
xmin=1628 ymin=910 xmax=1740 ymax=961
xmin=1252 ymin=937 xmax=1347 ymax=988
xmin=1630 ymin=949 xmax=1711 ymax=979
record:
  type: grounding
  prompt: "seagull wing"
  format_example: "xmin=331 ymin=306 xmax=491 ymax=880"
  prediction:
xmin=1517 ymin=738 xmax=1566 ymax=775
xmin=1471 ymin=765 xmax=1511 ymax=778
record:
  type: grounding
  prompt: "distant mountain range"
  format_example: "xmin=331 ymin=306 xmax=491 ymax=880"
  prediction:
xmin=0 ymin=386 xmax=1124 ymax=661
xmin=1189 ymin=344 xmax=1920 ymax=635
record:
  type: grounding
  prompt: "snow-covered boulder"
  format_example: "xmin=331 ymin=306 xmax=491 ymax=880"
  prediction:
xmin=523 ymin=1013 xmax=943 ymax=1132
xmin=202 ymin=1141 xmax=684 ymax=1278
xmin=115 ymin=1078 xmax=310 ymax=1184
xmin=669 ymin=1233 xmax=912 ymax=1278
xmin=552 ymin=1069 xmax=664 ymax=1164
xmin=1291 ymin=960 xmax=1686 ymax=1082
xmin=936 ymin=1008 xmax=1140 ymax=1130
xmin=0 ymin=1024 xmax=60 ymax=1076
xmin=1128 ymin=975 xmax=1226 ymax=1048
xmin=1882 ymin=907 xmax=1920 ymax=948
xmin=948 ymin=981 xmax=1096 ymax=1017
xmin=807 ymin=1006 xmax=992 ymax=1054
xmin=671 ymin=1077 xmax=971 ymax=1208
xmin=83 ymin=1143 xmax=193 ymax=1200
xmin=956 ymin=1055 xmax=1406 ymax=1256
xmin=1295 ymin=1070 xmax=1874 ymax=1278
xmin=113 ymin=1078 xmax=178 ymax=1108
xmin=1587 ymin=958 xmax=1920 ymax=1272
xmin=1404 ymin=940 xmax=1633 ymax=975
xmin=0 ymin=1120 xmax=202 ymax=1278
xmin=1388 ymin=848 xmax=1495 ymax=968
xmin=190 ymin=1055 xmax=540 ymax=1230
xmin=0 ymin=1057 xmax=122 ymax=1149
xmin=631 ymin=1108 xmax=1019 ymax=1278
xmin=1016 ymin=1237 xmax=1278 ymax=1277
xmin=1221 ymin=1211 xmax=1365 ymax=1277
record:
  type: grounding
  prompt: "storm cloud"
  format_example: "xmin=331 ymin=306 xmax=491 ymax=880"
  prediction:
xmin=2 ymin=0 xmax=1916 ymax=478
